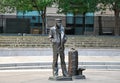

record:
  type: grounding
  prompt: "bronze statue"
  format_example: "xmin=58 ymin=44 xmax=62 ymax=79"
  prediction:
xmin=49 ymin=18 xmax=68 ymax=77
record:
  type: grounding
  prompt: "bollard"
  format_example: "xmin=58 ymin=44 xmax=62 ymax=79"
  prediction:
xmin=68 ymin=48 xmax=86 ymax=79
xmin=68 ymin=48 xmax=78 ymax=76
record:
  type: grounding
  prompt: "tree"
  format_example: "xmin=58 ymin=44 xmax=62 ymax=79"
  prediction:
xmin=99 ymin=0 xmax=120 ymax=36
xmin=55 ymin=0 xmax=98 ymax=34
xmin=31 ymin=0 xmax=54 ymax=34
xmin=0 ymin=0 xmax=54 ymax=34
xmin=16 ymin=0 xmax=54 ymax=34
xmin=0 ymin=0 xmax=16 ymax=14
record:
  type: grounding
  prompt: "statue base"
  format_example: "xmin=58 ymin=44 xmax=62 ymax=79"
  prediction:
xmin=72 ymin=75 xmax=86 ymax=79
xmin=49 ymin=76 xmax=72 ymax=81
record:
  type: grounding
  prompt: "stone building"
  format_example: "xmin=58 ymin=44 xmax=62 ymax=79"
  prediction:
xmin=46 ymin=7 xmax=119 ymax=36
xmin=0 ymin=6 xmax=120 ymax=35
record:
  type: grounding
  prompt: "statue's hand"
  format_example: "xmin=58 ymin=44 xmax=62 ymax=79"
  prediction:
xmin=59 ymin=46 xmax=63 ymax=51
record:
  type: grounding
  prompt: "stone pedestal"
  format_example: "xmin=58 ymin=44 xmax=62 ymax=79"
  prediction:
xmin=49 ymin=76 xmax=72 ymax=81
xmin=72 ymin=75 xmax=86 ymax=79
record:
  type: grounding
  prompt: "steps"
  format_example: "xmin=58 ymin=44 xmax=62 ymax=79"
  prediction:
xmin=0 ymin=35 xmax=120 ymax=70
xmin=79 ymin=62 xmax=120 ymax=69
xmin=0 ymin=62 xmax=120 ymax=70
xmin=0 ymin=48 xmax=120 ymax=70
xmin=0 ymin=36 xmax=120 ymax=48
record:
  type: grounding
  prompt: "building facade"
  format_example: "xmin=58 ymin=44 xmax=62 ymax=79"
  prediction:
xmin=0 ymin=6 xmax=120 ymax=35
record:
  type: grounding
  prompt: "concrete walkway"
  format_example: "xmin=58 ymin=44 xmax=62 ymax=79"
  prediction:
xmin=0 ymin=48 xmax=120 ymax=56
xmin=0 ymin=70 xmax=120 ymax=83
xmin=0 ymin=48 xmax=120 ymax=83
xmin=0 ymin=48 xmax=120 ymax=70
xmin=0 ymin=48 xmax=120 ymax=64
xmin=0 ymin=56 xmax=120 ymax=64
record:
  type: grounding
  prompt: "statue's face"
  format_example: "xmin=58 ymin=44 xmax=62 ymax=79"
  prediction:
xmin=56 ymin=20 xmax=62 ymax=29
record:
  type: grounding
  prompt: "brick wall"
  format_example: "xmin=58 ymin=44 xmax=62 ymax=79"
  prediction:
xmin=0 ymin=36 xmax=120 ymax=48
xmin=94 ymin=16 xmax=120 ymax=35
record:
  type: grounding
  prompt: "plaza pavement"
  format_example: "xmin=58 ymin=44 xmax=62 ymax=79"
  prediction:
xmin=0 ymin=69 xmax=120 ymax=83
xmin=0 ymin=48 xmax=120 ymax=70
xmin=0 ymin=48 xmax=120 ymax=83
xmin=0 ymin=55 xmax=120 ymax=64
xmin=0 ymin=48 xmax=120 ymax=64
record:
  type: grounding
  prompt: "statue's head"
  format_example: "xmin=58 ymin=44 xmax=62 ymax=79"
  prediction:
xmin=55 ymin=18 xmax=62 ymax=29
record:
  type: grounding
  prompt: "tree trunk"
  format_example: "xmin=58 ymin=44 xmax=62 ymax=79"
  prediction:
xmin=73 ymin=13 xmax=76 ymax=35
xmin=23 ymin=12 xmax=25 ymax=18
xmin=41 ymin=7 xmax=46 ymax=34
xmin=82 ymin=12 xmax=86 ymax=35
xmin=38 ymin=11 xmax=41 ymax=34
xmin=98 ymin=16 xmax=102 ymax=35
xmin=114 ymin=10 xmax=120 ymax=36
xmin=1 ymin=15 xmax=3 ymax=33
